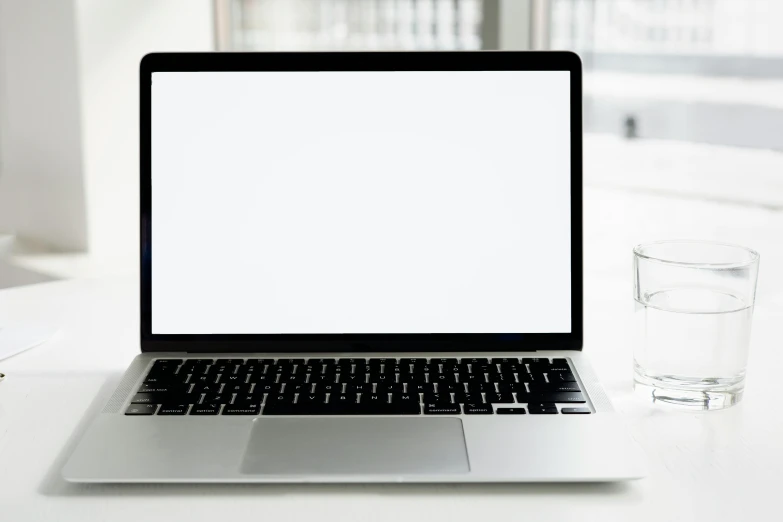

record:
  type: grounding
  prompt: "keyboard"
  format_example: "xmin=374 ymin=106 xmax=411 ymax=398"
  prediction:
xmin=125 ymin=357 xmax=591 ymax=416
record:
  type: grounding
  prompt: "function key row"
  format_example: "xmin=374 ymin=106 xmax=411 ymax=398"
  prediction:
xmin=153 ymin=357 xmax=569 ymax=366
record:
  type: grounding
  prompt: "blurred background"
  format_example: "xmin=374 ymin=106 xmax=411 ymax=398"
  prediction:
xmin=1 ymin=0 xmax=782 ymax=289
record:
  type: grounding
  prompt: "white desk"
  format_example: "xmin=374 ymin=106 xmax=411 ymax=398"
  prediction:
xmin=2 ymin=185 xmax=782 ymax=521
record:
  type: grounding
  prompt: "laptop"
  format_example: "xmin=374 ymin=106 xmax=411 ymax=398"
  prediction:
xmin=62 ymin=51 xmax=645 ymax=483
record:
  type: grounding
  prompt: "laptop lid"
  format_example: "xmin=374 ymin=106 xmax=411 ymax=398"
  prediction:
xmin=140 ymin=51 xmax=582 ymax=354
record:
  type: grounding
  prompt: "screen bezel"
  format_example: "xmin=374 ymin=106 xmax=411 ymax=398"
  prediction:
xmin=140 ymin=51 xmax=583 ymax=353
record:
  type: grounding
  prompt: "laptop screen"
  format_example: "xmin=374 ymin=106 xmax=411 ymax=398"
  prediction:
xmin=150 ymin=70 xmax=571 ymax=335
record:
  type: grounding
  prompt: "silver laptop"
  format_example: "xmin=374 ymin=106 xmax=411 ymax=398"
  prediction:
xmin=62 ymin=51 xmax=645 ymax=483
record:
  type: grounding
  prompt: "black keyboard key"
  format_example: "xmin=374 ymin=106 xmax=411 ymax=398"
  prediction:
xmin=369 ymin=357 xmax=397 ymax=365
xmin=223 ymin=383 xmax=253 ymax=395
xmin=248 ymin=358 xmax=274 ymax=366
xmin=453 ymin=392 xmax=484 ymax=404
xmin=309 ymin=373 xmax=338 ymax=385
xmin=376 ymin=383 xmax=405 ymax=393
xmin=431 ymin=358 xmax=458 ymax=365
xmin=549 ymin=361 xmax=571 ymax=372
xmin=328 ymin=393 xmax=359 ymax=407
xmin=130 ymin=392 xmax=163 ymax=404
xmin=405 ymin=373 xmax=429 ymax=384
xmin=345 ymin=382 xmax=374 ymax=393
xmin=528 ymin=403 xmax=559 ymax=414
xmin=187 ymin=374 xmax=218 ymax=385
xmin=239 ymin=364 xmax=263 ymax=374
xmin=387 ymin=401 xmax=421 ymax=415
xmin=215 ymin=358 xmax=244 ymax=365
xmin=338 ymin=373 xmax=367 ymax=384
xmin=424 ymin=403 xmax=461 ymax=415
xmin=181 ymin=365 xmax=210 ymax=377
xmin=190 ymin=403 xmax=221 ymax=415
xmin=262 ymin=403 xmax=297 ymax=415
xmin=267 ymin=393 xmax=296 ymax=404
xmin=308 ymin=358 xmax=335 ymax=365
xmin=548 ymin=371 xmax=577 ymax=383
xmin=528 ymin=382 xmax=581 ymax=393
xmin=217 ymin=373 xmax=248 ymax=384
xmin=254 ymin=383 xmax=284 ymax=394
xmin=142 ymin=373 xmax=179 ymax=384
xmin=430 ymin=373 xmax=456 ymax=384
xmin=207 ymin=364 xmax=238 ymax=375
xmin=190 ymin=383 xmax=221 ymax=394
xmin=464 ymin=403 xmax=493 ymax=414
xmin=466 ymin=382 xmax=495 ymax=393
xmin=471 ymin=363 xmax=495 ymax=373
xmin=158 ymin=404 xmax=188 ymax=415
xmin=423 ymin=392 xmax=453 ymax=404
xmin=459 ymin=373 xmax=484 ymax=384
xmin=497 ymin=407 xmax=526 ymax=414
xmin=498 ymin=362 xmax=521 ymax=372
xmin=536 ymin=392 xmax=586 ymax=403
xmin=236 ymin=393 xmax=263 ymax=404
xmin=279 ymin=373 xmax=308 ymax=383
xmin=138 ymin=383 xmax=189 ymax=394
xmin=522 ymin=358 xmax=550 ymax=365
xmin=296 ymin=364 xmax=317 ymax=374
xmin=405 ymin=382 xmax=436 ymax=393
xmin=312 ymin=382 xmax=340 ymax=393
xmin=517 ymin=372 xmax=541 ymax=383
xmin=463 ymin=358 xmax=489 ymax=365
xmin=486 ymin=392 xmax=514 ymax=403
xmin=125 ymin=404 xmax=158 ymax=415
xmin=203 ymin=393 xmax=231 ymax=404
xmin=278 ymin=358 xmax=305 ymax=365
xmin=287 ymin=383 xmax=314 ymax=395
xmin=269 ymin=364 xmax=290 ymax=374
xmin=561 ymin=407 xmax=591 ymax=414
xmin=223 ymin=403 xmax=261 ymax=415
xmin=387 ymin=364 xmax=407 ymax=375
xmin=491 ymin=358 xmax=519 ymax=365
xmin=153 ymin=359 xmax=183 ymax=366
xmin=338 ymin=358 xmax=366 ymax=365
xmin=359 ymin=393 xmax=388 ymax=405
xmin=436 ymin=382 xmax=462 ymax=393
xmin=299 ymin=393 xmax=327 ymax=405
xmin=389 ymin=393 xmax=420 ymax=406
xmin=491 ymin=374 xmax=517 ymax=386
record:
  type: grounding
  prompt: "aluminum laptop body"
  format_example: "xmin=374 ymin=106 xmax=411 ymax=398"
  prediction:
xmin=63 ymin=51 xmax=645 ymax=483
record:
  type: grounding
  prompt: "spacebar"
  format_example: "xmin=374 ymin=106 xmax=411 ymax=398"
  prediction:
xmin=263 ymin=403 xmax=421 ymax=415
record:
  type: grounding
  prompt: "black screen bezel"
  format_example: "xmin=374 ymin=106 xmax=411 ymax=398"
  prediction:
xmin=140 ymin=51 xmax=583 ymax=353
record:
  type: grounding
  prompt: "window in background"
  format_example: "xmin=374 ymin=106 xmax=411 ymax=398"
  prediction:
xmin=213 ymin=0 xmax=783 ymax=207
xmin=217 ymin=0 xmax=486 ymax=51
xmin=548 ymin=0 xmax=783 ymax=208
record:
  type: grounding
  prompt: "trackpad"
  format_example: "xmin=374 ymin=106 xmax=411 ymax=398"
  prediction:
xmin=241 ymin=418 xmax=470 ymax=475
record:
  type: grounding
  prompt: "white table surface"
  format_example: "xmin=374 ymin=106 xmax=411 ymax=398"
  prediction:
xmin=2 ymin=185 xmax=783 ymax=521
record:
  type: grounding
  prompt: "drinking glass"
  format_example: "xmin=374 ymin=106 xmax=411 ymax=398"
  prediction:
xmin=633 ymin=240 xmax=760 ymax=410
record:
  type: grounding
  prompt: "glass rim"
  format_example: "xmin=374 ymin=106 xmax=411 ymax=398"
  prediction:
xmin=633 ymin=240 xmax=760 ymax=269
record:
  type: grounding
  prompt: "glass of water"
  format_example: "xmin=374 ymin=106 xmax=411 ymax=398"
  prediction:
xmin=633 ymin=240 xmax=760 ymax=410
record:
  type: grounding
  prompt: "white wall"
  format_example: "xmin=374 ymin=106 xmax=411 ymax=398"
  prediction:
xmin=74 ymin=0 xmax=214 ymax=270
xmin=0 ymin=0 xmax=89 ymax=251
xmin=0 ymin=0 xmax=214 ymax=269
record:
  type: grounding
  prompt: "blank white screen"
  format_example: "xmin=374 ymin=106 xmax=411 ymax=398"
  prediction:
xmin=151 ymin=71 xmax=571 ymax=334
